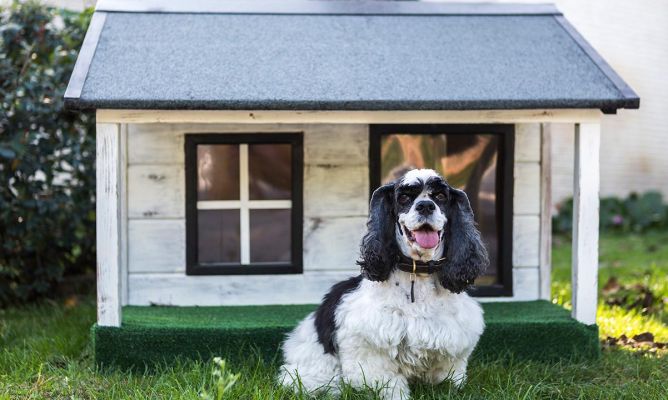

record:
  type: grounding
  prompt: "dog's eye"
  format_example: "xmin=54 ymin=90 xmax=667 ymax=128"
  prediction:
xmin=434 ymin=192 xmax=447 ymax=202
xmin=398 ymin=194 xmax=411 ymax=204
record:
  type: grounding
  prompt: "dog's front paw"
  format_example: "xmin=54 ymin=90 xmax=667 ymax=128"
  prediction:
xmin=451 ymin=371 xmax=466 ymax=389
xmin=379 ymin=384 xmax=411 ymax=400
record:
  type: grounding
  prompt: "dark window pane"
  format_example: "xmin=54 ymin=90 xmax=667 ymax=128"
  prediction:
xmin=249 ymin=144 xmax=292 ymax=200
xmin=198 ymin=210 xmax=240 ymax=264
xmin=197 ymin=144 xmax=239 ymax=201
xmin=249 ymin=209 xmax=291 ymax=263
xmin=380 ymin=133 xmax=500 ymax=284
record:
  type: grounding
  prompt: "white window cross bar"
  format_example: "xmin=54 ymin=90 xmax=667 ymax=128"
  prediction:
xmin=196 ymin=200 xmax=292 ymax=210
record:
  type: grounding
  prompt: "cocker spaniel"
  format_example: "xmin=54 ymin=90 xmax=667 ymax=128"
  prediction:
xmin=279 ymin=169 xmax=488 ymax=399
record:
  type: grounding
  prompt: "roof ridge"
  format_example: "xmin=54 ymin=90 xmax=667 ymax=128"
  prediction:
xmin=95 ymin=0 xmax=562 ymax=16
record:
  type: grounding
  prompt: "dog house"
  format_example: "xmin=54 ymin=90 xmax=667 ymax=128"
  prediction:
xmin=65 ymin=0 xmax=638 ymax=366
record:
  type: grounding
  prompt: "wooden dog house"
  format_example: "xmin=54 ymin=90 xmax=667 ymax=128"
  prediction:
xmin=65 ymin=0 xmax=639 ymax=366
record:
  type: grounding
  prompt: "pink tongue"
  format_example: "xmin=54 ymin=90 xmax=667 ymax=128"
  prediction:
xmin=413 ymin=230 xmax=440 ymax=249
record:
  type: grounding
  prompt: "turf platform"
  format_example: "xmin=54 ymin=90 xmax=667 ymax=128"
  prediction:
xmin=93 ymin=301 xmax=599 ymax=368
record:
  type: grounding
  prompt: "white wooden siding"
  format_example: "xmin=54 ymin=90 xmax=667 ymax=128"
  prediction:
xmin=128 ymin=165 xmax=184 ymax=218
xmin=507 ymin=123 xmax=543 ymax=300
xmin=128 ymin=219 xmax=185 ymax=273
xmin=304 ymin=217 xmax=368 ymax=270
xmin=128 ymin=270 xmax=360 ymax=306
xmin=512 ymin=215 xmax=540 ymax=267
xmin=304 ymin=164 xmax=368 ymax=217
xmin=125 ymin=123 xmax=369 ymax=305
xmin=123 ymin=122 xmax=544 ymax=305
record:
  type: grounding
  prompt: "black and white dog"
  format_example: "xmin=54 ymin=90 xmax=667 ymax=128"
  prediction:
xmin=279 ymin=169 xmax=488 ymax=400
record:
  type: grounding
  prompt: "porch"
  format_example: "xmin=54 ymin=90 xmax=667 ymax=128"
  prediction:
xmin=93 ymin=301 xmax=598 ymax=368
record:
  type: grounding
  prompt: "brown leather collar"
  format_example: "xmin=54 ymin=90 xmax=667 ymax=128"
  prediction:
xmin=395 ymin=256 xmax=446 ymax=275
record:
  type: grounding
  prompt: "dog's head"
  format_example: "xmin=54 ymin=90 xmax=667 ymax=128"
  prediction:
xmin=358 ymin=169 xmax=489 ymax=293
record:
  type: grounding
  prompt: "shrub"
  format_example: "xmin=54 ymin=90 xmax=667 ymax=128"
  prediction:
xmin=553 ymin=191 xmax=668 ymax=235
xmin=0 ymin=1 xmax=94 ymax=305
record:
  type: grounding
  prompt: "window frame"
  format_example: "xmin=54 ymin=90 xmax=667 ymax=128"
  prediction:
xmin=369 ymin=124 xmax=514 ymax=297
xmin=185 ymin=133 xmax=303 ymax=275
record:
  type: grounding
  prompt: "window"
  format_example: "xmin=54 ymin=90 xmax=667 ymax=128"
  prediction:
xmin=369 ymin=125 xmax=514 ymax=296
xmin=185 ymin=134 xmax=303 ymax=275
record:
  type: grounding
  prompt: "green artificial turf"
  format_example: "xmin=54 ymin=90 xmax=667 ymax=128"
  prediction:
xmin=93 ymin=301 xmax=599 ymax=368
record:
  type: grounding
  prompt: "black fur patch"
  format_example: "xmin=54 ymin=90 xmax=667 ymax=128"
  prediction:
xmin=314 ymin=275 xmax=363 ymax=354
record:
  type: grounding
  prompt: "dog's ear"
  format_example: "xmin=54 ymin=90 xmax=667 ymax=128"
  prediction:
xmin=439 ymin=188 xmax=489 ymax=293
xmin=357 ymin=183 xmax=398 ymax=281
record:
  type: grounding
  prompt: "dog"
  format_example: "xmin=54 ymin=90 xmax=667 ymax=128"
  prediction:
xmin=279 ymin=169 xmax=488 ymax=400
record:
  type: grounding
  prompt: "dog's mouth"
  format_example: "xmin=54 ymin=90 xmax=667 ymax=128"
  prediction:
xmin=402 ymin=224 xmax=441 ymax=249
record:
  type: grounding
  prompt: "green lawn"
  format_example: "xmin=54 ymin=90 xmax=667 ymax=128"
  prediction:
xmin=1 ymin=232 xmax=667 ymax=399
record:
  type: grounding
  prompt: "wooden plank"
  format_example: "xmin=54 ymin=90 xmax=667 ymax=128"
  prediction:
xmin=512 ymin=267 xmax=540 ymax=300
xmin=304 ymin=217 xmax=367 ymax=271
xmin=478 ymin=268 xmax=540 ymax=302
xmin=515 ymin=123 xmax=541 ymax=162
xmin=128 ymin=124 xmax=183 ymax=165
xmin=96 ymin=123 xmax=122 ymax=327
xmin=197 ymin=200 xmax=291 ymax=210
xmin=239 ymin=144 xmax=250 ymax=265
xmin=98 ymin=109 xmax=603 ymax=125
xmin=512 ymin=215 xmax=540 ymax=268
xmin=304 ymin=164 xmax=369 ymax=218
xmin=128 ymin=220 xmax=185 ymax=273
xmin=303 ymin=124 xmax=368 ymax=166
xmin=539 ymin=124 xmax=553 ymax=301
xmin=128 ymin=270 xmax=360 ymax=306
xmin=128 ymin=165 xmax=184 ymax=218
xmin=572 ymin=123 xmax=600 ymax=325
xmin=119 ymin=124 xmax=129 ymax=305
xmin=127 ymin=123 xmax=368 ymax=166
xmin=513 ymin=162 xmax=540 ymax=215
xmin=63 ymin=12 xmax=106 ymax=100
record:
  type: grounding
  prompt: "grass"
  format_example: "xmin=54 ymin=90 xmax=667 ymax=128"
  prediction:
xmin=1 ymin=232 xmax=667 ymax=399
xmin=552 ymin=231 xmax=668 ymax=342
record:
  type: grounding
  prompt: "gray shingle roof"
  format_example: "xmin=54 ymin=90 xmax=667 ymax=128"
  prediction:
xmin=64 ymin=0 xmax=639 ymax=112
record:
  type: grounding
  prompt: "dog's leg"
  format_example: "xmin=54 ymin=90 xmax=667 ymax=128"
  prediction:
xmin=449 ymin=357 xmax=468 ymax=388
xmin=427 ymin=356 xmax=468 ymax=388
xmin=339 ymin=352 xmax=410 ymax=400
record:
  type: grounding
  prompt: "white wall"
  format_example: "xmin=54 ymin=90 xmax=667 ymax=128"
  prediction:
xmin=551 ymin=0 xmax=668 ymax=204
xmin=124 ymin=123 xmax=368 ymax=305
xmin=121 ymin=122 xmax=544 ymax=305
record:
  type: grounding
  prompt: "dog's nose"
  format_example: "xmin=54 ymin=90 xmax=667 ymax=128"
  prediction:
xmin=415 ymin=200 xmax=436 ymax=216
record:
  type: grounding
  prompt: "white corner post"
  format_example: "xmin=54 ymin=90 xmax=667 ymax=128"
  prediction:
xmin=571 ymin=122 xmax=600 ymax=325
xmin=539 ymin=123 xmax=552 ymax=300
xmin=96 ymin=123 xmax=123 ymax=327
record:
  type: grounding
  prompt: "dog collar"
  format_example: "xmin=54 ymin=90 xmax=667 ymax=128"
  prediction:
xmin=395 ymin=256 xmax=446 ymax=303
xmin=395 ymin=256 xmax=446 ymax=275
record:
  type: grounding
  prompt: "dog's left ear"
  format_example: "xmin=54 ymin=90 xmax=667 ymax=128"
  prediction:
xmin=357 ymin=183 xmax=398 ymax=282
xmin=439 ymin=188 xmax=489 ymax=293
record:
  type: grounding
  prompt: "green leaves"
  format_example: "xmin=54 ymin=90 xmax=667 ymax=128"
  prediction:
xmin=553 ymin=191 xmax=668 ymax=235
xmin=0 ymin=1 xmax=95 ymax=305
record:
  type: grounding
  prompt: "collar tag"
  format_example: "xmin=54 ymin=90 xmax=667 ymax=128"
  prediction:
xmin=410 ymin=259 xmax=416 ymax=303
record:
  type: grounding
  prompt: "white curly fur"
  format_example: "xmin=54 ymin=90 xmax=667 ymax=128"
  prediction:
xmin=279 ymin=271 xmax=484 ymax=399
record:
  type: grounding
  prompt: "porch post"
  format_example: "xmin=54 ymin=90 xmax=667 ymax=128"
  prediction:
xmin=539 ymin=124 xmax=552 ymax=300
xmin=571 ymin=122 xmax=600 ymax=325
xmin=96 ymin=123 xmax=122 ymax=327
